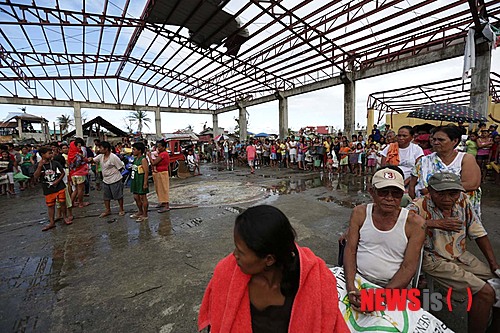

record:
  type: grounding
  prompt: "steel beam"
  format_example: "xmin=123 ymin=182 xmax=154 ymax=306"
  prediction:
xmin=0 ymin=96 xmax=213 ymax=114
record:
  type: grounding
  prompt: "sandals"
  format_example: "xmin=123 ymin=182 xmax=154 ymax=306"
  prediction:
xmin=135 ymin=216 xmax=148 ymax=223
xmin=157 ymin=207 xmax=170 ymax=213
xmin=130 ymin=213 xmax=142 ymax=219
xmin=118 ymin=211 xmax=126 ymax=216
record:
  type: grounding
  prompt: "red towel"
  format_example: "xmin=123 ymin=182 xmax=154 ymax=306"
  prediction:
xmin=198 ymin=245 xmax=349 ymax=333
xmin=385 ymin=142 xmax=400 ymax=166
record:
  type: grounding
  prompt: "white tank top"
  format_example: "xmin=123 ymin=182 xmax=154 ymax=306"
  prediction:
xmin=356 ymin=204 xmax=409 ymax=286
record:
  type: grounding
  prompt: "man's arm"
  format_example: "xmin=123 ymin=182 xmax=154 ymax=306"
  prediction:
xmin=475 ymin=236 xmax=500 ymax=274
xmin=141 ymin=157 xmax=149 ymax=190
xmin=52 ymin=162 xmax=65 ymax=186
xmin=386 ymin=213 xmax=426 ymax=289
xmin=344 ymin=205 xmax=366 ymax=309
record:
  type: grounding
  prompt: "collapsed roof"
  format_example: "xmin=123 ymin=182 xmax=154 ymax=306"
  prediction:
xmin=0 ymin=0 xmax=499 ymax=112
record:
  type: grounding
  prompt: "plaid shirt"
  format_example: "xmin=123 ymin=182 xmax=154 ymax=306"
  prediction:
xmin=406 ymin=193 xmax=487 ymax=261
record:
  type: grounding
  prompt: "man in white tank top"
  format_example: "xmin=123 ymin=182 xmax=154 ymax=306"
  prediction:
xmin=344 ymin=166 xmax=426 ymax=312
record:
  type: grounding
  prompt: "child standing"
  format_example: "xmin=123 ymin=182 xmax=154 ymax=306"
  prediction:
xmin=355 ymin=143 xmax=364 ymax=176
xmin=33 ymin=146 xmax=72 ymax=231
xmin=366 ymin=143 xmax=378 ymax=174
xmin=130 ymin=142 xmax=149 ymax=222
xmin=339 ymin=142 xmax=350 ymax=174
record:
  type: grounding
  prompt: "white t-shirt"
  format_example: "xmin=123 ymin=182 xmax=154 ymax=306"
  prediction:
xmin=94 ymin=153 xmax=124 ymax=184
xmin=381 ymin=143 xmax=423 ymax=180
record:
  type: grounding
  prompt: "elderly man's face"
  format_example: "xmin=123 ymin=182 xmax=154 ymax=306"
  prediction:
xmin=370 ymin=186 xmax=404 ymax=212
xmin=429 ymin=188 xmax=461 ymax=211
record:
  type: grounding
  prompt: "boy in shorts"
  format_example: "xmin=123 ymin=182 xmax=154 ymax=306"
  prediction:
xmin=34 ymin=146 xmax=72 ymax=231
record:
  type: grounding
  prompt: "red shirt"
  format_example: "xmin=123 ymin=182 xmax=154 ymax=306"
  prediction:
xmin=246 ymin=145 xmax=256 ymax=159
xmin=156 ymin=151 xmax=170 ymax=172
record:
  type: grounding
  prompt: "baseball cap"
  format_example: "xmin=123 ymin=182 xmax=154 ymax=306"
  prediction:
xmin=372 ymin=169 xmax=405 ymax=191
xmin=427 ymin=172 xmax=465 ymax=192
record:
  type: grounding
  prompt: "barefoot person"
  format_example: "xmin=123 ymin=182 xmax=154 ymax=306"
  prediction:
xmin=130 ymin=142 xmax=149 ymax=222
xmin=148 ymin=139 xmax=170 ymax=213
xmin=33 ymin=146 xmax=72 ymax=231
xmin=90 ymin=141 xmax=125 ymax=218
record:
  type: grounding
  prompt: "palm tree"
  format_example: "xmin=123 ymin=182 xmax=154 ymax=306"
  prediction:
xmin=57 ymin=114 xmax=73 ymax=134
xmin=128 ymin=110 xmax=151 ymax=133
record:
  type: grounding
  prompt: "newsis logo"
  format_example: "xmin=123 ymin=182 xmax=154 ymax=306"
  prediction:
xmin=359 ymin=288 xmax=473 ymax=312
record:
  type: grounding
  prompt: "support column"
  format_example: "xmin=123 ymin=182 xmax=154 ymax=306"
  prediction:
xmin=17 ymin=118 xmax=23 ymax=139
xmin=238 ymin=102 xmax=247 ymax=141
xmin=470 ymin=41 xmax=491 ymax=118
xmin=155 ymin=107 xmax=162 ymax=137
xmin=74 ymin=102 xmax=83 ymax=138
xmin=367 ymin=108 xmax=375 ymax=134
xmin=343 ymin=75 xmax=356 ymax=138
xmin=212 ymin=113 xmax=219 ymax=138
xmin=278 ymin=92 xmax=288 ymax=140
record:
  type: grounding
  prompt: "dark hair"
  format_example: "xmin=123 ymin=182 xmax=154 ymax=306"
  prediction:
xmin=431 ymin=124 xmax=462 ymax=148
xmin=234 ymin=205 xmax=299 ymax=297
xmin=100 ymin=141 xmax=111 ymax=151
xmin=132 ymin=142 xmax=146 ymax=154
xmin=398 ymin=125 xmax=415 ymax=136
xmin=60 ymin=143 xmax=68 ymax=149
xmin=376 ymin=165 xmax=404 ymax=178
xmin=38 ymin=146 xmax=52 ymax=155
xmin=74 ymin=137 xmax=85 ymax=146
xmin=50 ymin=141 xmax=60 ymax=147
xmin=154 ymin=141 xmax=165 ymax=148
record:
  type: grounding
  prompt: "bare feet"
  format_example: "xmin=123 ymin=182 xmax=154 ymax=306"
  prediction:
xmin=78 ymin=202 xmax=91 ymax=208
xmin=42 ymin=224 xmax=56 ymax=231
xmin=99 ymin=211 xmax=111 ymax=218
xmin=118 ymin=211 xmax=125 ymax=216
xmin=64 ymin=218 xmax=73 ymax=225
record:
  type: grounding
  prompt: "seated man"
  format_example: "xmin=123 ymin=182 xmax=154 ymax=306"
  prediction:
xmin=344 ymin=166 xmax=426 ymax=310
xmin=407 ymin=172 xmax=499 ymax=333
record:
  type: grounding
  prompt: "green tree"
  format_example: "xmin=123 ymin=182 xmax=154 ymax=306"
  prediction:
xmin=57 ymin=114 xmax=73 ymax=134
xmin=128 ymin=110 xmax=151 ymax=133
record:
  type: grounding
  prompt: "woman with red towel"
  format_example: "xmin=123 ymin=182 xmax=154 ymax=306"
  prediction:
xmin=198 ymin=205 xmax=349 ymax=333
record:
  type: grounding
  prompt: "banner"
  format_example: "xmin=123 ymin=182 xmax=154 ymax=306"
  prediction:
xmin=330 ymin=267 xmax=453 ymax=333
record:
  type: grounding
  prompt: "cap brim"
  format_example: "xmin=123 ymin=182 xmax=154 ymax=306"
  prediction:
xmin=373 ymin=182 xmax=405 ymax=192
xmin=429 ymin=183 xmax=465 ymax=192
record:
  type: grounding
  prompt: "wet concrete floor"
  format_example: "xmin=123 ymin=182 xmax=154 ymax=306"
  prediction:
xmin=0 ymin=163 xmax=499 ymax=332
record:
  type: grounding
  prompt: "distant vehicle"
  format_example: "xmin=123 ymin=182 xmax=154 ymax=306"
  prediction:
xmin=164 ymin=137 xmax=194 ymax=175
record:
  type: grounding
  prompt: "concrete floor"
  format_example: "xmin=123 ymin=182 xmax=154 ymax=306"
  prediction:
xmin=1 ymin=163 xmax=499 ymax=333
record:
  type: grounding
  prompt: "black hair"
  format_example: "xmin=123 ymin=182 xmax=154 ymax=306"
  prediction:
xmin=50 ymin=141 xmax=59 ymax=147
xmin=156 ymin=140 xmax=167 ymax=149
xmin=60 ymin=143 xmax=68 ymax=149
xmin=431 ymin=124 xmax=462 ymax=148
xmin=376 ymin=165 xmax=404 ymax=178
xmin=479 ymin=122 xmax=486 ymax=128
xmin=398 ymin=125 xmax=415 ymax=136
xmin=132 ymin=142 xmax=146 ymax=154
xmin=74 ymin=137 xmax=85 ymax=146
xmin=351 ymin=134 xmax=357 ymax=139
xmin=38 ymin=146 xmax=51 ymax=155
xmin=234 ymin=205 xmax=299 ymax=297
xmin=100 ymin=141 xmax=111 ymax=151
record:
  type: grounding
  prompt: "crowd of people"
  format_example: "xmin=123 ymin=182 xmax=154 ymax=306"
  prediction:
xmin=202 ymin=122 xmax=500 ymax=186
xmin=0 ymin=138 xmax=175 ymax=230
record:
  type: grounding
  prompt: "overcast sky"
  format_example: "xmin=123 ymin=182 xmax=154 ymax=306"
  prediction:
xmin=2 ymin=54 xmax=499 ymax=135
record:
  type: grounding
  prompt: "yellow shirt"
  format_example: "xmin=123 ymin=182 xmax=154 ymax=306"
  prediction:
xmin=323 ymin=141 xmax=331 ymax=153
